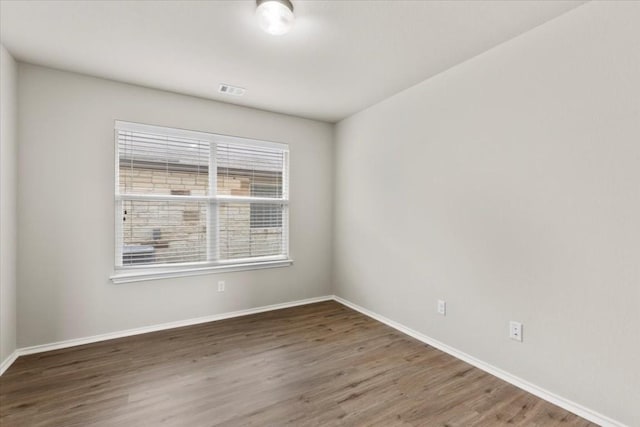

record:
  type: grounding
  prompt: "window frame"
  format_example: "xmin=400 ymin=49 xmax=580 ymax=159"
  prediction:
xmin=111 ymin=121 xmax=292 ymax=284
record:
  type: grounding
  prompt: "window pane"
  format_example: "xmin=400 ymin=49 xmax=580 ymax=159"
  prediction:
xmin=121 ymin=200 xmax=207 ymax=265
xmin=216 ymin=143 xmax=283 ymax=198
xmin=219 ymin=202 xmax=284 ymax=260
xmin=119 ymin=131 xmax=209 ymax=195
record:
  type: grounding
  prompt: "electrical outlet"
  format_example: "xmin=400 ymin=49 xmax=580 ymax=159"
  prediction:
xmin=437 ymin=300 xmax=446 ymax=316
xmin=509 ymin=321 xmax=523 ymax=342
xmin=217 ymin=281 xmax=225 ymax=292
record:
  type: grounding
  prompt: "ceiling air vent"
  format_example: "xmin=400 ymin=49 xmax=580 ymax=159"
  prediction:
xmin=218 ymin=84 xmax=246 ymax=96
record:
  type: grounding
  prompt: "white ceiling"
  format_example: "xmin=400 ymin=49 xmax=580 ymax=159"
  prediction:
xmin=1 ymin=0 xmax=585 ymax=123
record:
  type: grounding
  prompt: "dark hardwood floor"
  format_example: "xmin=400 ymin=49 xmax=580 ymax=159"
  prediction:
xmin=0 ymin=301 xmax=595 ymax=426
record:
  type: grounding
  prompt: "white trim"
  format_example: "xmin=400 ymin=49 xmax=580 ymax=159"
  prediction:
xmin=111 ymin=258 xmax=293 ymax=283
xmin=282 ymin=150 xmax=290 ymax=258
xmin=115 ymin=194 xmax=289 ymax=204
xmin=9 ymin=296 xmax=333 ymax=361
xmin=115 ymin=120 xmax=289 ymax=151
xmin=116 ymin=194 xmax=211 ymax=202
xmin=332 ymin=295 xmax=628 ymax=427
xmin=0 ymin=351 xmax=19 ymax=376
xmin=216 ymin=195 xmax=288 ymax=204
xmin=208 ymin=143 xmax=218 ymax=261
xmin=114 ymin=129 xmax=123 ymax=267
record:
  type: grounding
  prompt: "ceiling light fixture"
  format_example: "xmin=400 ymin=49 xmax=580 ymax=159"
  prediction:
xmin=256 ymin=0 xmax=294 ymax=36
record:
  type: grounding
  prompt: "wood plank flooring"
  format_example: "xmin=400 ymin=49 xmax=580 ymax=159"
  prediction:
xmin=0 ymin=301 xmax=596 ymax=426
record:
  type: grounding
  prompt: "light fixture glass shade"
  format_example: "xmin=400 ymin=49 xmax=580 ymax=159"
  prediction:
xmin=256 ymin=0 xmax=294 ymax=36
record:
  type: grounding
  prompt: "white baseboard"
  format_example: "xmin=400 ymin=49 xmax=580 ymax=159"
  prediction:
xmin=0 ymin=293 xmax=626 ymax=427
xmin=333 ymin=295 xmax=626 ymax=427
xmin=2 ymin=295 xmax=333 ymax=370
xmin=0 ymin=350 xmax=19 ymax=376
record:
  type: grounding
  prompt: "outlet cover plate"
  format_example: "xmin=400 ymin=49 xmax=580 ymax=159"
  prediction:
xmin=437 ymin=300 xmax=446 ymax=316
xmin=509 ymin=321 xmax=523 ymax=342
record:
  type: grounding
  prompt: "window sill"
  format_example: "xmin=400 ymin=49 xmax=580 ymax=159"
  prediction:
xmin=110 ymin=259 xmax=293 ymax=284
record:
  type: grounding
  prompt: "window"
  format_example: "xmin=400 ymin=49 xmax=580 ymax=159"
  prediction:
xmin=113 ymin=121 xmax=290 ymax=282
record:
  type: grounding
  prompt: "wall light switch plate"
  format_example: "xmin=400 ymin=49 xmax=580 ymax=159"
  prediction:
xmin=217 ymin=281 xmax=225 ymax=292
xmin=509 ymin=321 xmax=523 ymax=342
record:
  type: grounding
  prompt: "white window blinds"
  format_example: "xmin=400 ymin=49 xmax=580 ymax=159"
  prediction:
xmin=115 ymin=121 xmax=289 ymax=270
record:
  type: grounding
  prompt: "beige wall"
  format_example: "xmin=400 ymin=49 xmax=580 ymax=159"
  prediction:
xmin=334 ymin=2 xmax=639 ymax=425
xmin=17 ymin=64 xmax=333 ymax=348
xmin=0 ymin=45 xmax=18 ymax=367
